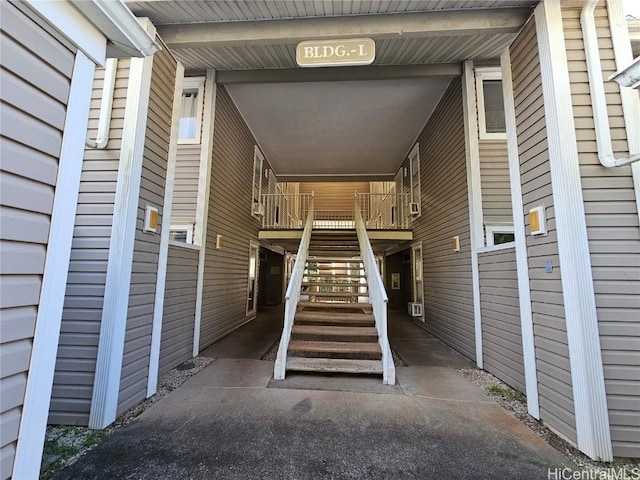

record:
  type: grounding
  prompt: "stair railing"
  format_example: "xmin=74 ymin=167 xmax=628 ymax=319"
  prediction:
xmin=274 ymin=197 xmax=315 ymax=380
xmin=354 ymin=200 xmax=396 ymax=385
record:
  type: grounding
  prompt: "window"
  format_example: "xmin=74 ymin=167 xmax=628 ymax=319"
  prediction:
xmin=411 ymin=242 xmax=424 ymax=321
xmin=409 ymin=143 xmax=421 ymax=217
xmin=485 ymin=225 xmax=515 ymax=246
xmin=169 ymin=224 xmax=194 ymax=244
xmin=476 ymin=68 xmax=506 ymax=140
xmin=252 ymin=146 xmax=264 ymax=216
xmin=247 ymin=242 xmax=260 ymax=316
xmin=178 ymin=77 xmax=204 ymax=144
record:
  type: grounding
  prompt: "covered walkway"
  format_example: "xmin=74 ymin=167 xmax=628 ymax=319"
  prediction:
xmin=53 ymin=308 xmax=573 ymax=479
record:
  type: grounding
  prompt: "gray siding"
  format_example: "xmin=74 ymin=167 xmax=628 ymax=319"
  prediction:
xmin=479 ymin=141 xmax=512 ymax=225
xmin=159 ymin=245 xmax=199 ymax=374
xmin=478 ymin=247 xmax=525 ymax=392
xmin=511 ymin=17 xmax=576 ymax=444
xmin=563 ymin=4 xmax=640 ymax=458
xmin=0 ymin=2 xmax=75 ymax=478
xmin=172 ymin=145 xmax=200 ymax=225
xmin=118 ymin=42 xmax=177 ymax=415
xmin=50 ymin=60 xmax=131 ymax=425
xmin=199 ymin=87 xmax=271 ymax=349
xmin=410 ymin=78 xmax=476 ymax=361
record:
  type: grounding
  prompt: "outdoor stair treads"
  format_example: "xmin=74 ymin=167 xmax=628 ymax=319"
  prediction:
xmin=295 ymin=311 xmax=375 ymax=327
xmin=298 ymin=301 xmax=372 ymax=310
xmin=288 ymin=340 xmax=382 ymax=360
xmin=291 ymin=325 xmax=378 ymax=342
xmin=285 ymin=357 xmax=383 ymax=374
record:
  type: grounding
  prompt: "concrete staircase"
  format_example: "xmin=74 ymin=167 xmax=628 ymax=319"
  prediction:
xmin=285 ymin=232 xmax=383 ymax=376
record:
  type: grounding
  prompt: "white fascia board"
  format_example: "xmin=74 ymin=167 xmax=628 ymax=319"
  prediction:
xmin=13 ymin=51 xmax=96 ymax=480
xmin=461 ymin=59 xmax=484 ymax=369
xmin=147 ymin=62 xmax=185 ymax=396
xmin=501 ymin=46 xmax=540 ymax=419
xmin=89 ymin=30 xmax=156 ymax=428
xmin=535 ymin=0 xmax=612 ymax=461
xmin=609 ymin=55 xmax=640 ymax=89
xmin=193 ymin=69 xmax=218 ymax=356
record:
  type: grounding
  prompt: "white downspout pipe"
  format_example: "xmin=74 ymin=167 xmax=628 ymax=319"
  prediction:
xmin=581 ymin=0 xmax=640 ymax=167
xmin=85 ymin=58 xmax=118 ymax=149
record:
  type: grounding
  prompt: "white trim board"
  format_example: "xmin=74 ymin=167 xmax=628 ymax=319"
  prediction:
xmin=193 ymin=69 xmax=218 ymax=356
xmin=501 ymin=46 xmax=540 ymax=419
xmin=147 ymin=61 xmax=185 ymax=397
xmin=89 ymin=29 xmax=156 ymax=429
xmin=12 ymin=51 xmax=95 ymax=480
xmin=535 ymin=0 xmax=612 ymax=461
xmin=462 ymin=59 xmax=484 ymax=368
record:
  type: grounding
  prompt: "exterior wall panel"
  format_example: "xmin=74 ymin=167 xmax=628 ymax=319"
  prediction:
xmin=0 ymin=2 xmax=75 ymax=477
xmin=478 ymin=247 xmax=525 ymax=392
xmin=478 ymin=142 xmax=512 ymax=225
xmin=199 ymin=87 xmax=271 ymax=349
xmin=563 ymin=4 xmax=640 ymax=458
xmin=409 ymin=78 xmax=476 ymax=361
xmin=298 ymin=182 xmax=370 ymax=211
xmin=510 ymin=17 xmax=576 ymax=444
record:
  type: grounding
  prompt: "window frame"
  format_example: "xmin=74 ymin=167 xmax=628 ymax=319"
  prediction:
xmin=485 ymin=224 xmax=515 ymax=247
xmin=169 ymin=223 xmax=194 ymax=245
xmin=178 ymin=76 xmax=205 ymax=145
xmin=409 ymin=143 xmax=421 ymax=218
xmin=475 ymin=67 xmax=507 ymax=141
xmin=252 ymin=146 xmax=264 ymax=216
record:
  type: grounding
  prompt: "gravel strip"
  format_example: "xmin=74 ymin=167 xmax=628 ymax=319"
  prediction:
xmin=459 ymin=367 xmax=640 ymax=477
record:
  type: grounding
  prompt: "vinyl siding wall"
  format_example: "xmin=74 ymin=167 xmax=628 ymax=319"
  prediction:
xmin=0 ymin=3 xmax=75 ymax=478
xmin=478 ymin=248 xmax=525 ymax=392
xmin=299 ymin=182 xmax=370 ymax=210
xmin=478 ymin=142 xmax=512 ymax=226
xmin=562 ymin=4 xmax=640 ymax=458
xmin=117 ymin=43 xmax=177 ymax=415
xmin=50 ymin=59 xmax=131 ymax=426
xmin=172 ymin=144 xmax=200 ymax=225
xmin=199 ymin=87 xmax=272 ymax=349
xmin=510 ymin=17 xmax=577 ymax=444
xmin=410 ymin=78 xmax=476 ymax=361
xmin=159 ymin=244 xmax=199 ymax=375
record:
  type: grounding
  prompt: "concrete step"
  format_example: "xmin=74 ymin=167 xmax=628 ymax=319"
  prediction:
xmin=288 ymin=340 xmax=382 ymax=359
xmin=292 ymin=324 xmax=378 ymax=342
xmin=303 ymin=291 xmax=364 ymax=298
xmin=301 ymin=281 xmax=365 ymax=288
xmin=295 ymin=311 xmax=375 ymax=326
xmin=298 ymin=301 xmax=372 ymax=310
xmin=304 ymin=273 xmax=366 ymax=279
xmin=286 ymin=357 xmax=383 ymax=374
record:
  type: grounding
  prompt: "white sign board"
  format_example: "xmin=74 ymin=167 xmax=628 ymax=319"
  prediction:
xmin=296 ymin=38 xmax=375 ymax=68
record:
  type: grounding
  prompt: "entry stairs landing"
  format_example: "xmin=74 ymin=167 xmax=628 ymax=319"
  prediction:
xmin=285 ymin=232 xmax=384 ymax=376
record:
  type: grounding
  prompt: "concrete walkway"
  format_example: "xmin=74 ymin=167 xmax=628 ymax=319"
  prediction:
xmin=55 ymin=307 xmax=573 ymax=479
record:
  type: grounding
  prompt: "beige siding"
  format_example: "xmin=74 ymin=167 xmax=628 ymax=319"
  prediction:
xmin=50 ymin=60 xmax=131 ymax=425
xmin=199 ymin=87 xmax=272 ymax=349
xmin=118 ymin=44 xmax=177 ymax=415
xmin=478 ymin=247 xmax=525 ymax=392
xmin=172 ymin=145 xmax=200 ymax=224
xmin=0 ymin=2 xmax=75 ymax=478
xmin=479 ymin=141 xmax=512 ymax=225
xmin=511 ymin=17 xmax=576 ymax=444
xmin=159 ymin=245 xmax=199 ymax=374
xmin=563 ymin=5 xmax=640 ymax=458
xmin=410 ymin=78 xmax=476 ymax=360
xmin=298 ymin=182 xmax=370 ymax=210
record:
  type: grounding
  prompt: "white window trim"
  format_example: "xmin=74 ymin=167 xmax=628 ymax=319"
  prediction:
xmin=476 ymin=67 xmax=507 ymax=141
xmin=252 ymin=145 xmax=264 ymax=216
xmin=409 ymin=143 xmax=421 ymax=218
xmin=169 ymin=223 xmax=194 ymax=244
xmin=246 ymin=241 xmax=260 ymax=318
xmin=485 ymin=224 xmax=515 ymax=247
xmin=178 ymin=76 xmax=205 ymax=145
xmin=410 ymin=242 xmax=424 ymax=321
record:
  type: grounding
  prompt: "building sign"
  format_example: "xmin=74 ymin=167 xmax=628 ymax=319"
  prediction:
xmin=296 ymin=38 xmax=375 ymax=68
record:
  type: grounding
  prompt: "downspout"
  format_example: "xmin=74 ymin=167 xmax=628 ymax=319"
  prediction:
xmin=581 ymin=0 xmax=640 ymax=167
xmin=85 ymin=58 xmax=118 ymax=149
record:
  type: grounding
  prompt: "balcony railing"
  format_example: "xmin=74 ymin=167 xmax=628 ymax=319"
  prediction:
xmin=260 ymin=192 xmax=411 ymax=230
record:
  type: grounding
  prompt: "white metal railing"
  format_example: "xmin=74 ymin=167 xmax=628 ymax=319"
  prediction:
xmin=354 ymin=200 xmax=396 ymax=385
xmin=274 ymin=198 xmax=315 ymax=380
xmin=313 ymin=209 xmax=355 ymax=229
xmin=356 ymin=193 xmax=411 ymax=229
xmin=261 ymin=193 xmax=313 ymax=229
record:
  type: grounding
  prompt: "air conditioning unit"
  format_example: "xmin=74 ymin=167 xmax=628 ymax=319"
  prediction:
xmin=252 ymin=203 xmax=264 ymax=216
xmin=408 ymin=302 xmax=423 ymax=317
xmin=409 ymin=202 xmax=420 ymax=215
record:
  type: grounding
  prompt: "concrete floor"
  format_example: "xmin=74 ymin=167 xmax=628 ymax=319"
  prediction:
xmin=54 ymin=306 xmax=574 ymax=479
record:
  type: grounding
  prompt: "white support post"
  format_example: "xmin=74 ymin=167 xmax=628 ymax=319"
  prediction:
xmin=461 ymin=59 xmax=484 ymax=368
xmin=535 ymin=0 xmax=612 ymax=461
xmin=147 ymin=62 xmax=185 ymax=396
xmin=501 ymin=47 xmax=540 ymax=419
xmin=193 ymin=69 xmax=217 ymax=356
xmin=12 ymin=51 xmax=95 ymax=480
xmin=89 ymin=25 xmax=156 ymax=428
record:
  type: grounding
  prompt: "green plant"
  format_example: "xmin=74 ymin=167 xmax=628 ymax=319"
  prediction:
xmin=487 ymin=384 xmax=526 ymax=402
